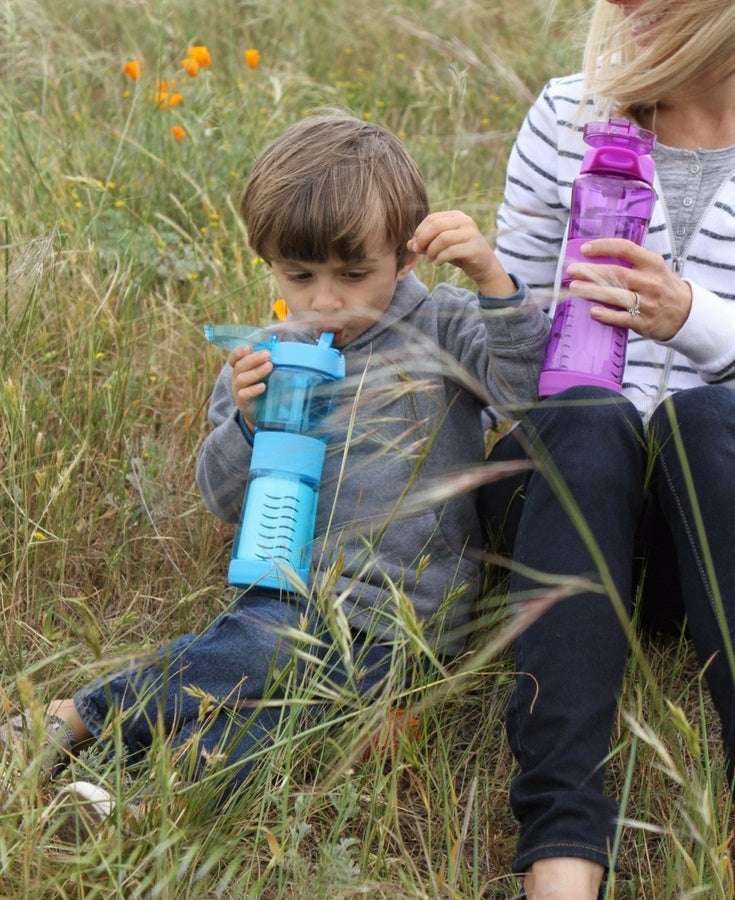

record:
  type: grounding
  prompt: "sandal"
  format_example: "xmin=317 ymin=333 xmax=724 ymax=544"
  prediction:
xmin=0 ymin=709 xmax=79 ymax=780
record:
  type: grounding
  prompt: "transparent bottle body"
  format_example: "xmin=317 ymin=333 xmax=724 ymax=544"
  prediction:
xmin=539 ymin=171 xmax=655 ymax=397
xmin=257 ymin=367 xmax=339 ymax=435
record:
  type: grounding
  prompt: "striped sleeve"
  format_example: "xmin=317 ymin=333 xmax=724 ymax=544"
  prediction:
xmin=495 ymin=76 xmax=587 ymax=304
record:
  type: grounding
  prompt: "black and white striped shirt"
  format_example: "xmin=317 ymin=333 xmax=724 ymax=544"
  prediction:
xmin=495 ymin=73 xmax=735 ymax=424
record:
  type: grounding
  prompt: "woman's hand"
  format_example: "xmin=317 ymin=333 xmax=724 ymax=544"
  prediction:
xmin=228 ymin=344 xmax=273 ymax=427
xmin=566 ymin=238 xmax=693 ymax=341
xmin=409 ymin=210 xmax=518 ymax=297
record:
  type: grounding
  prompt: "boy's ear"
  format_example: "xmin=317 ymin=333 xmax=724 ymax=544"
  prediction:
xmin=397 ymin=251 xmax=418 ymax=281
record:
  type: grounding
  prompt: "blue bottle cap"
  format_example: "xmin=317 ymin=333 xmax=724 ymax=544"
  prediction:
xmin=269 ymin=333 xmax=345 ymax=380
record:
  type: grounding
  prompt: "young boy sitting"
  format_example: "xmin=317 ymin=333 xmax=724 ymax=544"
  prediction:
xmin=2 ymin=111 xmax=548 ymax=815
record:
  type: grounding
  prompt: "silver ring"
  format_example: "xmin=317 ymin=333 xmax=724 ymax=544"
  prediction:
xmin=629 ymin=290 xmax=641 ymax=316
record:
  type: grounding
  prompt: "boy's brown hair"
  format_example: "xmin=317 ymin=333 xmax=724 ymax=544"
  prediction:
xmin=240 ymin=111 xmax=429 ymax=268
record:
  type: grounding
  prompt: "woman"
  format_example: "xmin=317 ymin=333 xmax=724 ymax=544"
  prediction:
xmin=476 ymin=1 xmax=735 ymax=896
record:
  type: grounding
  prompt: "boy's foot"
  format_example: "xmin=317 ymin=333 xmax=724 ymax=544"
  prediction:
xmin=0 ymin=709 xmax=78 ymax=780
xmin=42 ymin=781 xmax=115 ymax=844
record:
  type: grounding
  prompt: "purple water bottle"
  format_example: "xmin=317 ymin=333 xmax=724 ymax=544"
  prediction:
xmin=538 ymin=118 xmax=656 ymax=398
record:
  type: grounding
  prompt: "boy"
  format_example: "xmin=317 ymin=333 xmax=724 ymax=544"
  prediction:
xmin=2 ymin=112 xmax=548 ymax=814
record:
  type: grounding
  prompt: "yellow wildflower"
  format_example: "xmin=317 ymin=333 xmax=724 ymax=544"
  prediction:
xmin=171 ymin=125 xmax=187 ymax=142
xmin=272 ymin=299 xmax=288 ymax=321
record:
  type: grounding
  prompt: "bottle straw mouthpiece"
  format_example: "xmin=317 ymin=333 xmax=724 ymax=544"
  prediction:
xmin=318 ymin=332 xmax=335 ymax=348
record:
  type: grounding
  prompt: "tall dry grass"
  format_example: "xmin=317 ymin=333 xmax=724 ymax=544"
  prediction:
xmin=1 ymin=0 xmax=732 ymax=897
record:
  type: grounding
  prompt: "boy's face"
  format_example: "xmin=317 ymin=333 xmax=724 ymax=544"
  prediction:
xmin=269 ymin=236 xmax=417 ymax=348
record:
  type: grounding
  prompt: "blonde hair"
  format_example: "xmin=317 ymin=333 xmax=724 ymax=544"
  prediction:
xmin=240 ymin=112 xmax=429 ymax=268
xmin=582 ymin=0 xmax=735 ymax=119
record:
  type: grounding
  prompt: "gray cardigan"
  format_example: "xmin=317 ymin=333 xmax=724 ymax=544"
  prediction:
xmin=196 ymin=272 xmax=549 ymax=654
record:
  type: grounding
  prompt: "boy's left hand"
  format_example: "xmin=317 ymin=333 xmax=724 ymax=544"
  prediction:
xmin=409 ymin=210 xmax=516 ymax=297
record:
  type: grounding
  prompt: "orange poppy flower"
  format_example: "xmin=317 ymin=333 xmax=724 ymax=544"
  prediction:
xmin=272 ymin=299 xmax=288 ymax=321
xmin=154 ymin=89 xmax=184 ymax=109
xmin=187 ymin=45 xmax=211 ymax=68
xmin=244 ymin=48 xmax=260 ymax=69
xmin=171 ymin=126 xmax=187 ymax=143
xmin=363 ymin=707 xmax=422 ymax=761
xmin=181 ymin=57 xmax=200 ymax=77
xmin=122 ymin=59 xmax=141 ymax=80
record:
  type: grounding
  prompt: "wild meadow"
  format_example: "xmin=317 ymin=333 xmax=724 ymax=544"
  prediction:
xmin=1 ymin=0 xmax=733 ymax=896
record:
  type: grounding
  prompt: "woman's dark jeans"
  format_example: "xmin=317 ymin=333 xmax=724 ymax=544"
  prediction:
xmin=481 ymin=384 xmax=735 ymax=873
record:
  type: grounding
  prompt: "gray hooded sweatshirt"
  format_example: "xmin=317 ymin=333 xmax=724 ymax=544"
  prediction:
xmin=196 ymin=272 xmax=548 ymax=654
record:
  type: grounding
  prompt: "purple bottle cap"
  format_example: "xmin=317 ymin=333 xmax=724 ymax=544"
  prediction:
xmin=584 ymin=118 xmax=656 ymax=156
xmin=580 ymin=118 xmax=656 ymax=185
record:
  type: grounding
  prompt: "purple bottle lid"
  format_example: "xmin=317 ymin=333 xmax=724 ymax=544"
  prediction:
xmin=584 ymin=118 xmax=656 ymax=155
xmin=580 ymin=118 xmax=656 ymax=185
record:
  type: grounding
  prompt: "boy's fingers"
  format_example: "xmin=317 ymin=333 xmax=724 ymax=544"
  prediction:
xmin=227 ymin=344 xmax=251 ymax=367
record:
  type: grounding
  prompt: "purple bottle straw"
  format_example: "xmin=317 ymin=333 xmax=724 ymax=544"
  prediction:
xmin=538 ymin=118 xmax=656 ymax=398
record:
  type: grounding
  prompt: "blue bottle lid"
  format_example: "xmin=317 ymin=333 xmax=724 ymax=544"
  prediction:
xmin=269 ymin=333 xmax=345 ymax=380
xmin=205 ymin=325 xmax=345 ymax=379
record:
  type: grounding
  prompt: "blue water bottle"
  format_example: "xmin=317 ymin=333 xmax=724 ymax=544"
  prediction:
xmin=205 ymin=326 xmax=345 ymax=591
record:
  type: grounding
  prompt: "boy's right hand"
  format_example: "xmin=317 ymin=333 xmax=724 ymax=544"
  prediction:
xmin=409 ymin=210 xmax=518 ymax=298
xmin=228 ymin=344 xmax=273 ymax=428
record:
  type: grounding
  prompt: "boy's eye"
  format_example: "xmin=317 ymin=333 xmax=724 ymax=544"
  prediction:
xmin=344 ymin=270 xmax=367 ymax=280
xmin=287 ymin=271 xmax=312 ymax=282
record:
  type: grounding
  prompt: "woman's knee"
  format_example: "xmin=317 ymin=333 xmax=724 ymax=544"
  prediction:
xmin=529 ymin=386 xmax=645 ymax=468
xmin=650 ymin=385 xmax=735 ymax=446
xmin=536 ymin=385 xmax=641 ymax=431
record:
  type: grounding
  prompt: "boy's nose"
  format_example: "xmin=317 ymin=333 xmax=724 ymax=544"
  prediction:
xmin=312 ymin=281 xmax=339 ymax=311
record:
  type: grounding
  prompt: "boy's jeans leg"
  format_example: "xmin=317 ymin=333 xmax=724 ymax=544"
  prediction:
xmin=74 ymin=590 xmax=397 ymax=797
xmin=74 ymin=591 xmax=313 ymax=766
xmin=482 ymin=386 xmax=646 ymax=871
xmin=166 ymin=635 xmax=397 ymax=795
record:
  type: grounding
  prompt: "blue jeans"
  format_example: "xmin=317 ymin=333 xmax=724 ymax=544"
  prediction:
xmin=74 ymin=590 xmax=396 ymax=798
xmin=481 ymin=385 xmax=735 ymax=873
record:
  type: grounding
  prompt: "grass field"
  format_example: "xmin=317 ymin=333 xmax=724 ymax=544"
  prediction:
xmin=1 ymin=0 xmax=733 ymax=896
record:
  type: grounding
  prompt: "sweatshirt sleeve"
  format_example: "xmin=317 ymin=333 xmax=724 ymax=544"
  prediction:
xmin=195 ymin=363 xmax=253 ymax=523
xmin=432 ymin=283 xmax=550 ymax=423
xmin=480 ymin=292 xmax=550 ymax=417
